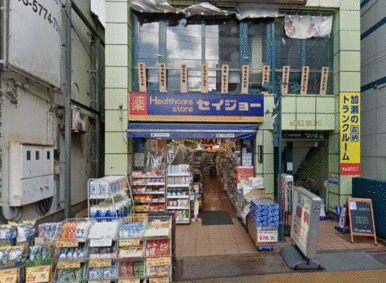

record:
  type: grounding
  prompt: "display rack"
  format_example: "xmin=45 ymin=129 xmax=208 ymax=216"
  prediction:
xmin=87 ymin=175 xmax=132 ymax=220
xmin=117 ymin=215 xmax=173 ymax=282
xmin=130 ymin=173 xmax=166 ymax=214
xmin=166 ymin=165 xmax=192 ymax=224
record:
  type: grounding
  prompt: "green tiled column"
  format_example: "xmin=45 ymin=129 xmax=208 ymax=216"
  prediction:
xmin=105 ymin=1 xmax=131 ymax=175
xmin=327 ymin=0 xmax=361 ymax=211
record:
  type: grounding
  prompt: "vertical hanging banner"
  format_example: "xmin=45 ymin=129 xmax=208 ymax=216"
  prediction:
xmin=201 ymin=64 xmax=209 ymax=93
xmin=221 ymin=65 xmax=229 ymax=94
xmin=159 ymin=63 xmax=167 ymax=92
xmin=320 ymin=67 xmax=329 ymax=95
xmin=262 ymin=65 xmax=270 ymax=94
xmin=180 ymin=64 xmax=188 ymax=93
xmin=340 ymin=93 xmax=360 ymax=175
xmin=241 ymin=65 xmax=250 ymax=94
xmin=282 ymin=66 xmax=290 ymax=94
xmin=300 ymin=66 xmax=310 ymax=95
xmin=138 ymin=63 xmax=147 ymax=92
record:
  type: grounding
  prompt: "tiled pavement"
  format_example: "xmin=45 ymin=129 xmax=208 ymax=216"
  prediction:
xmin=175 ymin=176 xmax=386 ymax=258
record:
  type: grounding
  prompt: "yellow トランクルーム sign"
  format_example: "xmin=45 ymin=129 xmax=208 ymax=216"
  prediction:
xmin=340 ymin=92 xmax=360 ymax=175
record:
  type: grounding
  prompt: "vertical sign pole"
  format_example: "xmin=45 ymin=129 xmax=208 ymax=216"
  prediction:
xmin=278 ymin=81 xmax=284 ymax=242
xmin=300 ymin=66 xmax=309 ymax=95
xmin=159 ymin=63 xmax=167 ymax=92
xmin=138 ymin=63 xmax=147 ymax=92
xmin=221 ymin=65 xmax=229 ymax=94
xmin=281 ymin=66 xmax=290 ymax=95
xmin=241 ymin=65 xmax=249 ymax=94
xmin=320 ymin=67 xmax=329 ymax=95
xmin=262 ymin=65 xmax=270 ymax=94
xmin=201 ymin=64 xmax=209 ymax=93
xmin=180 ymin=64 xmax=188 ymax=93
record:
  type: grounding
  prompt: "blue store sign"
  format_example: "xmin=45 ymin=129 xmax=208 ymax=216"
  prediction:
xmin=129 ymin=92 xmax=264 ymax=123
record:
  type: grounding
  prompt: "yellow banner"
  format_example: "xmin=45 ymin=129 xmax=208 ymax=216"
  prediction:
xmin=0 ymin=268 xmax=18 ymax=283
xmin=340 ymin=92 xmax=360 ymax=175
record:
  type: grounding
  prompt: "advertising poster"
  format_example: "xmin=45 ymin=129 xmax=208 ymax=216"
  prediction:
xmin=340 ymin=92 xmax=361 ymax=175
xmin=291 ymin=189 xmax=312 ymax=256
xmin=129 ymin=92 xmax=264 ymax=123
xmin=236 ymin=166 xmax=254 ymax=191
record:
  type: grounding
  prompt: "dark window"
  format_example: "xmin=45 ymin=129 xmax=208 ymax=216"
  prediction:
xmin=27 ymin=151 xmax=31 ymax=161
xmin=47 ymin=151 xmax=51 ymax=160
xmin=36 ymin=151 xmax=40 ymax=160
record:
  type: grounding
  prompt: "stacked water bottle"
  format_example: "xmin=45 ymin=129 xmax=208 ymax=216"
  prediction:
xmin=89 ymin=199 xmax=130 ymax=221
xmin=250 ymin=199 xmax=280 ymax=227
xmin=89 ymin=176 xmax=127 ymax=199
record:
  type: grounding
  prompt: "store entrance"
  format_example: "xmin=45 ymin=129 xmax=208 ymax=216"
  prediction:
xmin=133 ymin=137 xmax=258 ymax=257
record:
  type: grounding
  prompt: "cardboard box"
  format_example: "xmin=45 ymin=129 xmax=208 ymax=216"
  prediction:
xmin=244 ymin=188 xmax=267 ymax=202
xmin=247 ymin=214 xmax=277 ymax=247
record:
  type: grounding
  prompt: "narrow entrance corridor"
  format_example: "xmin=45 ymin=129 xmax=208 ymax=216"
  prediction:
xmin=175 ymin=176 xmax=256 ymax=258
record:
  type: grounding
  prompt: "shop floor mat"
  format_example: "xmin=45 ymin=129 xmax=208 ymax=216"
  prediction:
xmin=316 ymin=252 xmax=386 ymax=272
xmin=174 ymin=254 xmax=291 ymax=281
xmin=202 ymin=211 xmax=234 ymax=226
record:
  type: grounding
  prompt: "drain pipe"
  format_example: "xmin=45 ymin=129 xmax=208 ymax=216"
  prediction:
xmin=64 ymin=0 xmax=72 ymax=219
xmin=0 ymin=0 xmax=9 ymax=66
xmin=95 ymin=37 xmax=100 ymax=178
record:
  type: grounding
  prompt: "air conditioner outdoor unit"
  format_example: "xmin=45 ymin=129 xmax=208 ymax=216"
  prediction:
xmin=72 ymin=106 xmax=89 ymax=132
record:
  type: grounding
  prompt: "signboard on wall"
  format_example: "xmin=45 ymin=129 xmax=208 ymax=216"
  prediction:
xmin=290 ymin=186 xmax=322 ymax=259
xmin=129 ymin=92 xmax=264 ymax=123
xmin=9 ymin=0 xmax=62 ymax=88
xmin=340 ymin=93 xmax=361 ymax=175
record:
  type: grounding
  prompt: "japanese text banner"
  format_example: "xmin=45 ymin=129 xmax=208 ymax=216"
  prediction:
xmin=340 ymin=92 xmax=360 ymax=175
xmin=129 ymin=93 xmax=264 ymax=123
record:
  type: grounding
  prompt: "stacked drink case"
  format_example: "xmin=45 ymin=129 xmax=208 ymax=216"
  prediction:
xmin=89 ymin=176 xmax=127 ymax=199
xmin=250 ymin=200 xmax=280 ymax=228
xmin=89 ymin=199 xmax=130 ymax=221
xmin=167 ymin=164 xmax=190 ymax=175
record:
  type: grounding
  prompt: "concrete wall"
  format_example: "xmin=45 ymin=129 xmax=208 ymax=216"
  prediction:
xmin=361 ymin=0 xmax=386 ymax=180
xmin=0 ymin=0 xmax=104 ymax=222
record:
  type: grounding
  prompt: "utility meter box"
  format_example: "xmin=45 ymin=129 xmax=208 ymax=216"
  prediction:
xmin=9 ymin=143 xmax=55 ymax=206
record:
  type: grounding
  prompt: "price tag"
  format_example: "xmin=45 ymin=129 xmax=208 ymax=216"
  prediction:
xmin=146 ymin=258 xmax=160 ymax=267
xmin=89 ymin=259 xmax=112 ymax=267
xmin=149 ymin=277 xmax=170 ymax=283
xmin=26 ymin=266 xmax=51 ymax=283
xmin=89 ymin=281 xmax=110 ymax=283
xmin=158 ymin=257 xmax=171 ymax=266
xmin=0 ymin=268 xmax=18 ymax=283
xmin=119 ymin=239 xmax=140 ymax=247
xmin=146 ymin=257 xmax=171 ymax=267
xmin=90 ymin=239 xmax=113 ymax=247
xmin=56 ymin=239 xmax=78 ymax=247
xmin=119 ymin=279 xmax=140 ymax=283
xmin=57 ymin=261 xmax=81 ymax=269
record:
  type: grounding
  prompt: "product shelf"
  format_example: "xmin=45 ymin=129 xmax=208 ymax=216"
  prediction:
xmin=166 ymin=195 xmax=189 ymax=199
xmin=167 ymin=184 xmax=190 ymax=188
xmin=132 ymin=191 xmax=165 ymax=195
xmin=134 ymin=200 xmax=165 ymax=204
xmin=135 ymin=209 xmax=165 ymax=213
xmin=131 ymin=175 xmax=165 ymax=179
xmin=167 ymin=173 xmax=190 ymax=177
xmin=166 ymin=206 xmax=190 ymax=210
